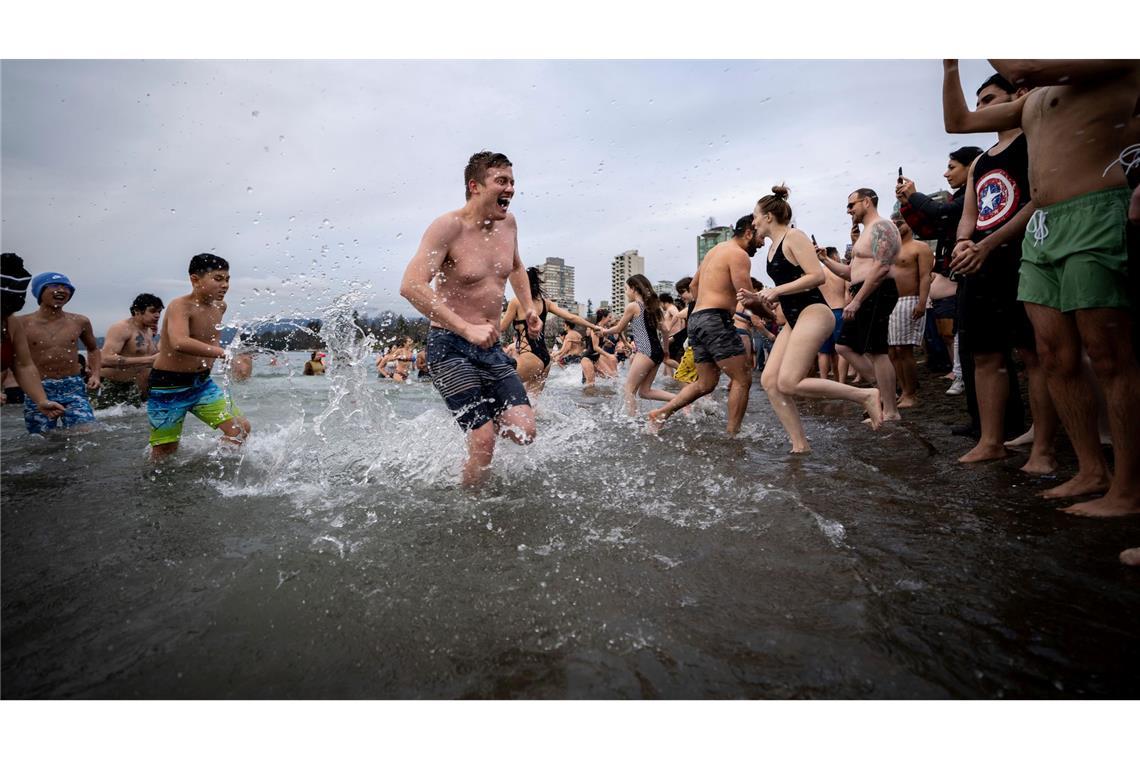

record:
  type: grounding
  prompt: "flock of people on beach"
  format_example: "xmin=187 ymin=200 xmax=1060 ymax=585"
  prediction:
xmin=1 ymin=60 xmax=1137 ymax=565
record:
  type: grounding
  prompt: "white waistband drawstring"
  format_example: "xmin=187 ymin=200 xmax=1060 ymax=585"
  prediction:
xmin=1103 ymin=143 xmax=1140 ymax=178
xmin=1026 ymin=209 xmax=1049 ymax=247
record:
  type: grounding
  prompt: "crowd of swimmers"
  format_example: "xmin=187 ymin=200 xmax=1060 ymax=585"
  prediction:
xmin=2 ymin=60 xmax=1138 ymax=566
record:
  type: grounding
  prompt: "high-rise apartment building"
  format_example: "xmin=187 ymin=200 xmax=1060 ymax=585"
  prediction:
xmin=611 ymin=249 xmax=645 ymax=312
xmin=537 ymin=256 xmax=575 ymax=311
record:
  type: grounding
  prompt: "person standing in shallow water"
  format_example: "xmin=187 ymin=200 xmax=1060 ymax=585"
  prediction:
xmin=601 ymin=274 xmax=675 ymax=417
xmin=739 ymin=188 xmax=884 ymax=452
xmin=828 ymin=187 xmax=904 ymax=424
xmin=399 ymin=151 xmax=542 ymax=488
xmin=500 ymin=266 xmax=598 ymax=398
xmin=95 ymin=292 xmax=163 ymax=408
xmin=19 ymin=272 xmax=102 ymax=434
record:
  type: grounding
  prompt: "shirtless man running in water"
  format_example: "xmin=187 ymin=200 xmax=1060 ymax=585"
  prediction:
xmin=647 ymin=214 xmax=757 ymax=435
xmin=400 ymin=151 xmax=542 ymax=487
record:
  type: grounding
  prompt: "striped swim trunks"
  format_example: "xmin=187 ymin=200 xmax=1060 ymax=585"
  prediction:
xmin=888 ymin=295 xmax=926 ymax=347
xmin=425 ymin=327 xmax=530 ymax=432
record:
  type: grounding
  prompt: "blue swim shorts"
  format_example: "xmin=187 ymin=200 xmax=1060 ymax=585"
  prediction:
xmin=23 ymin=374 xmax=96 ymax=434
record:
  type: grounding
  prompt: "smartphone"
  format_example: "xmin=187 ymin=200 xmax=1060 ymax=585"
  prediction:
xmin=898 ymin=166 xmax=903 ymax=177
xmin=811 ymin=234 xmax=817 ymax=246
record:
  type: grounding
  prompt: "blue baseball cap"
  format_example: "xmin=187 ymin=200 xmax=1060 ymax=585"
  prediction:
xmin=31 ymin=272 xmax=76 ymax=302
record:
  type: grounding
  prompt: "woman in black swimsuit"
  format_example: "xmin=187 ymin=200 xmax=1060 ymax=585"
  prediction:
xmin=740 ymin=185 xmax=883 ymax=452
xmin=500 ymin=267 xmax=598 ymax=398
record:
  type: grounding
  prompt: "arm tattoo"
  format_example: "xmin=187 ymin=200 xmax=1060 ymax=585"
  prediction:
xmin=869 ymin=220 xmax=901 ymax=267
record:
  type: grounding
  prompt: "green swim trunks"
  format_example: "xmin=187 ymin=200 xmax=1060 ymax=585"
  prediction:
xmin=1018 ymin=186 xmax=1131 ymax=313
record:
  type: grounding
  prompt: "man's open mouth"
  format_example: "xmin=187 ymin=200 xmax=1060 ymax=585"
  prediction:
xmin=497 ymin=196 xmax=511 ymax=210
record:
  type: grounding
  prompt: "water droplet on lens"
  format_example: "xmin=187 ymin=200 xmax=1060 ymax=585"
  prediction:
xmin=251 ymin=110 xmax=260 ymax=117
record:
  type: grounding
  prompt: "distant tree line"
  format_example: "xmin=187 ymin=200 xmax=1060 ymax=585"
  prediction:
xmin=238 ymin=312 xmax=430 ymax=352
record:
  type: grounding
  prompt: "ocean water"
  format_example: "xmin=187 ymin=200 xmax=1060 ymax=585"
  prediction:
xmin=2 ymin=343 xmax=1139 ymax=698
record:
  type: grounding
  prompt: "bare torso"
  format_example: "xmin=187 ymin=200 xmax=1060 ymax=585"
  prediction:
xmin=562 ymin=330 xmax=584 ymax=356
xmin=1021 ymin=71 xmax=1140 ymax=206
xmin=892 ymin=242 xmax=922 ymax=298
xmin=153 ymin=295 xmax=227 ymax=373
xmin=432 ymin=211 xmax=519 ymax=330
xmin=101 ymin=317 xmax=158 ymax=382
xmin=694 ymin=240 xmax=749 ymax=312
xmin=849 ymin=214 xmax=901 ymax=285
xmin=19 ymin=311 xmax=89 ymax=379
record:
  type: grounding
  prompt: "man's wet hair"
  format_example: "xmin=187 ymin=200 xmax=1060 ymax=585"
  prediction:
xmin=594 ymin=308 xmax=610 ymax=322
xmin=825 ymin=246 xmax=840 ymax=259
xmin=464 ymin=151 xmax=512 ymax=199
xmin=659 ymin=292 xmax=675 ymax=305
xmin=675 ymin=276 xmax=693 ymax=295
xmin=733 ymin=214 xmax=756 ymax=237
xmin=189 ymin=253 xmax=230 ymax=277
xmin=130 ymin=293 xmax=164 ymax=314
xmin=852 ymin=188 xmax=879 ymax=207
xmin=977 ymin=74 xmax=1016 ymax=96
xmin=949 ymin=146 xmax=984 ymax=166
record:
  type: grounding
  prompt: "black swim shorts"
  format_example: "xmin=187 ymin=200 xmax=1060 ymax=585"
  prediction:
xmin=838 ymin=279 xmax=899 ymax=355
xmin=688 ymin=308 xmax=746 ymax=365
xmin=425 ymin=327 xmax=530 ymax=432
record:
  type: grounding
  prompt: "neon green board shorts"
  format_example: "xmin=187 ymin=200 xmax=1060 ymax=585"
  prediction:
xmin=1018 ymin=186 xmax=1131 ymax=313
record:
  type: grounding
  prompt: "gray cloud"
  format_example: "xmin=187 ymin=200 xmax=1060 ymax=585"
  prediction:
xmin=2 ymin=59 xmax=999 ymax=331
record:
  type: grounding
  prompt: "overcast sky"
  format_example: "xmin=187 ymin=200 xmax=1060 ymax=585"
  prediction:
xmin=2 ymin=58 xmax=1005 ymax=332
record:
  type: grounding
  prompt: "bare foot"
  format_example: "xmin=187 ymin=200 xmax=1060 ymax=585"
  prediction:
xmin=881 ymin=413 xmax=901 ymax=423
xmin=1040 ymin=472 xmax=1110 ymax=500
xmin=1020 ymin=452 xmax=1057 ymax=475
xmin=1004 ymin=425 xmax=1034 ymax=448
xmin=647 ymin=408 xmax=668 ymax=434
xmin=790 ymin=444 xmax=812 ymax=454
xmin=897 ymin=395 xmax=919 ymax=409
xmin=1060 ymin=494 xmax=1140 ymax=518
xmin=1120 ymin=547 xmax=1140 ymax=566
xmin=958 ymin=443 xmax=1008 ymax=464
xmin=862 ymin=389 xmax=883 ymax=430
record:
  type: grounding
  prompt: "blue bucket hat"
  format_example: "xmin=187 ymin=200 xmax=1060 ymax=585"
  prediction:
xmin=31 ymin=272 xmax=76 ymax=302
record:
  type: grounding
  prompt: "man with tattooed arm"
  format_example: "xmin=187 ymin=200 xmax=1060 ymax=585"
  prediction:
xmin=832 ymin=188 xmax=903 ymax=423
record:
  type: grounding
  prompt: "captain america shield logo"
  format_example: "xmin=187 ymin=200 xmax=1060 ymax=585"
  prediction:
xmin=974 ymin=168 xmax=1020 ymax=231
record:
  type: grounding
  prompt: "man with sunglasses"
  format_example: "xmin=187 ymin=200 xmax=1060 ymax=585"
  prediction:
xmin=833 ymin=188 xmax=903 ymax=422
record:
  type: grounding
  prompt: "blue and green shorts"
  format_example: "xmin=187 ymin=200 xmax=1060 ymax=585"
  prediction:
xmin=146 ymin=369 xmax=240 ymax=446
